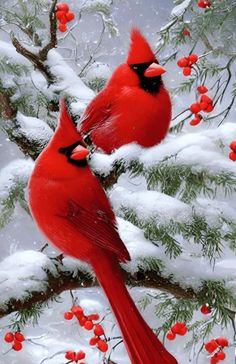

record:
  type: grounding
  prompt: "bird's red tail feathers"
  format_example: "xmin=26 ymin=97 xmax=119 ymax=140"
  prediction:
xmin=92 ymin=255 xmax=178 ymax=364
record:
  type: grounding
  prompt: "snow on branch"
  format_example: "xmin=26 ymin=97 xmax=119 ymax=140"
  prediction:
xmin=0 ymin=249 xmax=195 ymax=319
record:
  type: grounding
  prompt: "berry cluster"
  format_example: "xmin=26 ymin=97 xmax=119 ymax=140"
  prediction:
xmin=64 ymin=304 xmax=108 ymax=360
xmin=204 ymin=337 xmax=228 ymax=364
xmin=65 ymin=350 xmax=86 ymax=363
xmin=177 ymin=53 xmax=198 ymax=76
xmin=198 ymin=0 xmax=211 ymax=8
xmin=189 ymin=85 xmax=213 ymax=126
xmin=55 ymin=2 xmax=75 ymax=33
xmin=89 ymin=324 xmax=108 ymax=352
xmin=229 ymin=141 xmax=236 ymax=161
xmin=4 ymin=331 xmax=25 ymax=351
xmin=200 ymin=304 xmax=211 ymax=314
xmin=166 ymin=322 xmax=187 ymax=341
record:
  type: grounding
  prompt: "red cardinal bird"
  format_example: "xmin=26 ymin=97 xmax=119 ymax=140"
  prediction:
xmin=79 ymin=28 xmax=171 ymax=153
xmin=28 ymin=99 xmax=177 ymax=364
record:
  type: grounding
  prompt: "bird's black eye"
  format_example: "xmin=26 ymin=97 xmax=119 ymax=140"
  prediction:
xmin=58 ymin=147 xmax=67 ymax=154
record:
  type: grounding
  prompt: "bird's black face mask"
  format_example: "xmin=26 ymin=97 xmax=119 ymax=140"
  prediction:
xmin=58 ymin=141 xmax=89 ymax=167
xmin=130 ymin=62 xmax=163 ymax=93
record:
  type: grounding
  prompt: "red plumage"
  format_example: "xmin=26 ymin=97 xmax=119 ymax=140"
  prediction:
xmin=28 ymin=100 xmax=177 ymax=364
xmin=79 ymin=28 xmax=171 ymax=153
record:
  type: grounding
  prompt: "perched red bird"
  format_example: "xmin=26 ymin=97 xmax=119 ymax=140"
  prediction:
xmin=79 ymin=28 xmax=171 ymax=153
xmin=28 ymin=99 xmax=177 ymax=364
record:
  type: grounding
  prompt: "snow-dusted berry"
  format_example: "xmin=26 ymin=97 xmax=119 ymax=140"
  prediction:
xmin=200 ymin=304 xmax=211 ymax=314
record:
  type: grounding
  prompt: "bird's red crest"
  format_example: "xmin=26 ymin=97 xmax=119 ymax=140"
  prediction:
xmin=126 ymin=28 xmax=157 ymax=65
xmin=57 ymin=98 xmax=84 ymax=144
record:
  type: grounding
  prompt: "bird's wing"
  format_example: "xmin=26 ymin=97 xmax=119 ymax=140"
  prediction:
xmin=62 ymin=199 xmax=130 ymax=262
xmin=79 ymin=89 xmax=113 ymax=135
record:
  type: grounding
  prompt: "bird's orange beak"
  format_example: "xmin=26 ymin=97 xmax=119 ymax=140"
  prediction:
xmin=71 ymin=145 xmax=90 ymax=160
xmin=144 ymin=63 xmax=166 ymax=77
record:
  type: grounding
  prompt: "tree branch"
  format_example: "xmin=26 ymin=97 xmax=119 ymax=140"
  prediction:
xmin=0 ymin=89 xmax=17 ymax=119
xmin=10 ymin=0 xmax=58 ymax=84
xmin=0 ymin=258 xmax=195 ymax=318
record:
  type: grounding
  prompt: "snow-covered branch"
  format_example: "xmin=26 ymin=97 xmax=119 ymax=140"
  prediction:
xmin=0 ymin=250 xmax=195 ymax=319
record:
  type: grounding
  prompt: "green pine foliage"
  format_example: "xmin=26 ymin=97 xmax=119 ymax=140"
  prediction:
xmin=0 ymin=180 xmax=28 ymax=229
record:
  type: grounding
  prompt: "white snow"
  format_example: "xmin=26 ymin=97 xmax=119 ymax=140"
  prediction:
xmin=90 ymin=122 xmax=236 ymax=178
xmin=0 ymin=251 xmax=57 ymax=308
xmin=84 ymin=61 xmax=111 ymax=81
xmin=46 ymin=50 xmax=95 ymax=114
xmin=0 ymin=41 xmax=31 ymax=66
xmin=16 ymin=112 xmax=53 ymax=145
xmin=111 ymin=187 xmax=191 ymax=224
xmin=171 ymin=0 xmax=192 ymax=17
xmin=0 ymin=159 xmax=34 ymax=198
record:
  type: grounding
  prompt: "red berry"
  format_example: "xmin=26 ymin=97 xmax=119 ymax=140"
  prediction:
xmin=87 ymin=313 xmax=100 ymax=321
xmin=197 ymin=85 xmax=208 ymax=94
xmin=182 ymin=28 xmax=190 ymax=36
xmin=78 ymin=316 xmax=87 ymax=327
xmin=198 ymin=0 xmax=205 ymax=8
xmin=200 ymin=304 xmax=211 ymax=314
xmin=97 ymin=339 xmax=108 ymax=352
xmin=171 ymin=322 xmax=186 ymax=335
xmin=178 ymin=325 xmax=188 ymax=336
xmin=210 ymin=355 xmax=219 ymax=364
xmin=58 ymin=13 xmax=68 ymax=24
xmin=190 ymin=102 xmax=201 ymax=113
xmin=71 ymin=305 xmax=84 ymax=318
xmin=14 ymin=332 xmax=25 ymax=342
xmin=58 ymin=23 xmax=67 ymax=32
xmin=205 ymin=104 xmax=214 ymax=113
xmin=190 ymin=117 xmax=201 ymax=126
xmin=166 ymin=330 xmax=176 ymax=340
xmin=66 ymin=11 xmax=75 ymax=22
xmin=204 ymin=339 xmax=218 ymax=353
xmin=89 ymin=336 xmax=99 ymax=346
xmin=56 ymin=2 xmax=69 ymax=12
xmin=183 ymin=66 xmax=191 ymax=76
xmin=229 ymin=141 xmax=236 ymax=152
xmin=200 ymin=94 xmax=213 ymax=104
xmin=94 ymin=324 xmax=104 ymax=336
xmin=215 ymin=336 xmax=229 ymax=348
xmin=84 ymin=320 xmax=94 ymax=330
xmin=198 ymin=0 xmax=211 ymax=8
xmin=75 ymin=350 xmax=86 ymax=360
xmin=4 ymin=332 xmax=14 ymax=343
xmin=229 ymin=151 xmax=236 ymax=161
xmin=177 ymin=57 xmax=189 ymax=68
xmin=12 ymin=340 xmax=22 ymax=351
xmin=216 ymin=350 xmax=226 ymax=360
xmin=199 ymin=101 xmax=209 ymax=111
xmin=65 ymin=351 xmax=76 ymax=361
xmin=55 ymin=10 xmax=66 ymax=20
xmin=64 ymin=311 xmax=74 ymax=320
xmin=188 ymin=53 xmax=198 ymax=64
